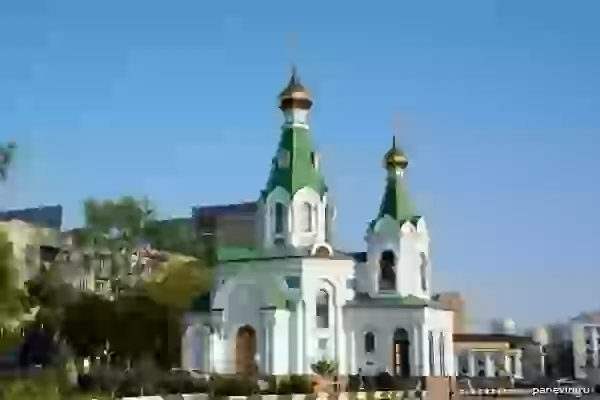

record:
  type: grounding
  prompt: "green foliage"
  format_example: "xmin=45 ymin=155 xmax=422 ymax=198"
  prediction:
xmin=0 ymin=229 xmax=31 ymax=329
xmin=211 ymin=375 xmax=258 ymax=396
xmin=0 ymin=369 xmax=61 ymax=400
xmin=311 ymin=359 xmax=338 ymax=377
xmin=61 ymin=293 xmax=115 ymax=358
xmin=0 ymin=141 xmax=16 ymax=182
xmin=277 ymin=374 xmax=314 ymax=394
xmin=144 ymin=255 xmax=213 ymax=310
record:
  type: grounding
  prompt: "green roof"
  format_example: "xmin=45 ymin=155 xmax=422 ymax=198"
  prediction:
xmin=347 ymin=294 xmax=446 ymax=309
xmin=370 ymin=172 xmax=418 ymax=229
xmin=261 ymin=126 xmax=327 ymax=199
xmin=217 ymin=246 xmax=258 ymax=262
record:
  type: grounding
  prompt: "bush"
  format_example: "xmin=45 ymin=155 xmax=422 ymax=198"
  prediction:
xmin=277 ymin=376 xmax=295 ymax=394
xmin=211 ymin=374 xmax=258 ymax=396
xmin=114 ymin=372 xmax=143 ymax=398
xmin=347 ymin=374 xmax=362 ymax=392
xmin=159 ymin=371 xmax=208 ymax=394
xmin=289 ymin=374 xmax=314 ymax=393
xmin=276 ymin=374 xmax=314 ymax=394
xmin=375 ymin=372 xmax=395 ymax=390
xmin=0 ymin=369 xmax=62 ymax=400
xmin=257 ymin=375 xmax=277 ymax=394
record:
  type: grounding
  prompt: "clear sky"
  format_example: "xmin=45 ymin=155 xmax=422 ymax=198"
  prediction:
xmin=0 ymin=0 xmax=598 ymax=328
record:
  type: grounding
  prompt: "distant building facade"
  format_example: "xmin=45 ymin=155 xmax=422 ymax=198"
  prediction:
xmin=193 ymin=201 xmax=257 ymax=250
xmin=0 ymin=219 xmax=61 ymax=287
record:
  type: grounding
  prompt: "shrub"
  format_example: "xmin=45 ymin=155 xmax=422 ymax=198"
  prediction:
xmin=311 ymin=359 xmax=338 ymax=376
xmin=258 ymin=375 xmax=277 ymax=394
xmin=347 ymin=374 xmax=362 ymax=392
xmin=211 ymin=374 xmax=258 ymax=396
xmin=159 ymin=371 xmax=208 ymax=394
xmin=375 ymin=371 xmax=395 ymax=390
xmin=114 ymin=372 xmax=143 ymax=398
xmin=277 ymin=376 xmax=295 ymax=394
xmin=0 ymin=369 xmax=62 ymax=400
xmin=276 ymin=374 xmax=314 ymax=394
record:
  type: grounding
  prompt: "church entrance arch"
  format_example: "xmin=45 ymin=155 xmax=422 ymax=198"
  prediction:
xmin=235 ymin=325 xmax=257 ymax=376
xmin=393 ymin=328 xmax=411 ymax=377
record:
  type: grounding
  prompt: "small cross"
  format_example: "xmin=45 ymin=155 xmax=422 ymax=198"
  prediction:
xmin=392 ymin=112 xmax=402 ymax=148
xmin=287 ymin=32 xmax=297 ymax=74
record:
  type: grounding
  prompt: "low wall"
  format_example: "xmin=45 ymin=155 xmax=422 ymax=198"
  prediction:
xmin=122 ymin=391 xmax=428 ymax=400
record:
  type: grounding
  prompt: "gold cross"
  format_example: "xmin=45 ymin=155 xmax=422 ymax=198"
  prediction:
xmin=392 ymin=112 xmax=402 ymax=148
xmin=287 ymin=33 xmax=297 ymax=74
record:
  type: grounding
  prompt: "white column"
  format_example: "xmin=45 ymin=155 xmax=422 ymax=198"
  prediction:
xmin=302 ymin=300 xmax=310 ymax=372
xmin=261 ymin=309 xmax=276 ymax=374
xmin=540 ymin=347 xmax=545 ymax=375
xmin=289 ymin=307 xmax=298 ymax=373
xmin=485 ymin=353 xmax=494 ymax=377
xmin=335 ymin=304 xmax=346 ymax=374
xmin=294 ymin=304 xmax=304 ymax=374
xmin=504 ymin=354 xmax=511 ymax=375
xmin=444 ymin=332 xmax=454 ymax=376
xmin=264 ymin=322 xmax=272 ymax=373
xmin=181 ymin=324 xmax=195 ymax=370
xmin=412 ymin=327 xmax=421 ymax=376
xmin=349 ymin=330 xmax=357 ymax=373
xmin=210 ymin=330 xmax=226 ymax=373
xmin=515 ymin=351 xmax=523 ymax=378
xmin=468 ymin=352 xmax=475 ymax=376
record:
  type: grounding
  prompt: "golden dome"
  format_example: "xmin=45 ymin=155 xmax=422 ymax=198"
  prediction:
xmin=278 ymin=65 xmax=312 ymax=111
xmin=383 ymin=136 xmax=408 ymax=170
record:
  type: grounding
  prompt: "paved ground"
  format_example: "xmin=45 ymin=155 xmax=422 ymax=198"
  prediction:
xmin=463 ymin=395 xmax=600 ymax=400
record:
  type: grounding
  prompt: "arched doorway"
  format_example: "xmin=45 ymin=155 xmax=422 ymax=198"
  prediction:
xmin=235 ymin=325 xmax=257 ymax=376
xmin=393 ymin=328 xmax=411 ymax=377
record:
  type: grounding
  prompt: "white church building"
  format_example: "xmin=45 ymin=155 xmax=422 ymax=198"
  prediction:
xmin=181 ymin=68 xmax=455 ymax=377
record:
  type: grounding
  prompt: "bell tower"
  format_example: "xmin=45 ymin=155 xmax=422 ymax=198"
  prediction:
xmin=365 ymin=124 xmax=431 ymax=299
xmin=255 ymin=66 xmax=333 ymax=254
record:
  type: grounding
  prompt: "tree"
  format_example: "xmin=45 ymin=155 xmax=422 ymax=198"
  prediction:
xmin=0 ymin=229 xmax=31 ymax=331
xmin=0 ymin=141 xmax=16 ymax=182
xmin=143 ymin=255 xmax=213 ymax=310
xmin=61 ymin=292 xmax=115 ymax=360
xmin=80 ymin=196 xmax=157 ymax=295
xmin=141 ymin=255 xmax=213 ymax=368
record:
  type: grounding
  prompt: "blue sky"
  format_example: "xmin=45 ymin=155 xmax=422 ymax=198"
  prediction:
xmin=0 ymin=0 xmax=598 ymax=328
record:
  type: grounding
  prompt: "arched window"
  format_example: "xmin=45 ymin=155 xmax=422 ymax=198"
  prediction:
xmin=428 ymin=331 xmax=435 ymax=375
xmin=303 ymin=202 xmax=313 ymax=232
xmin=393 ymin=328 xmax=411 ymax=376
xmin=439 ymin=332 xmax=446 ymax=376
xmin=274 ymin=203 xmax=286 ymax=234
xmin=420 ymin=253 xmax=428 ymax=292
xmin=379 ymin=250 xmax=397 ymax=291
xmin=365 ymin=332 xmax=376 ymax=353
xmin=316 ymin=289 xmax=329 ymax=328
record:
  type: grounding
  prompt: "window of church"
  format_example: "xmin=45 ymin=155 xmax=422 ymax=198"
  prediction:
xmin=393 ymin=328 xmax=410 ymax=376
xmin=316 ymin=289 xmax=329 ymax=329
xmin=302 ymin=202 xmax=313 ymax=232
xmin=311 ymin=152 xmax=320 ymax=170
xmin=439 ymin=332 xmax=446 ymax=376
xmin=420 ymin=253 xmax=428 ymax=292
xmin=365 ymin=332 xmax=376 ymax=354
xmin=318 ymin=338 xmax=328 ymax=350
xmin=428 ymin=331 xmax=435 ymax=376
xmin=274 ymin=203 xmax=286 ymax=234
xmin=277 ymin=149 xmax=290 ymax=168
xmin=379 ymin=250 xmax=397 ymax=291
xmin=285 ymin=276 xmax=301 ymax=289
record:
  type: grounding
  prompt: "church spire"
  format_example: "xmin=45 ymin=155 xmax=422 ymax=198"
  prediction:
xmin=278 ymin=65 xmax=313 ymax=124
xmin=371 ymin=118 xmax=416 ymax=227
